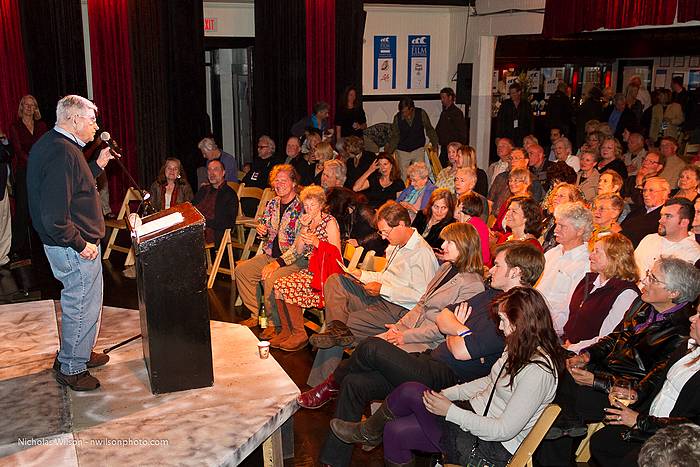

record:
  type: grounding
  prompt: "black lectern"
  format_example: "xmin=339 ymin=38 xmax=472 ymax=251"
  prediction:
xmin=129 ymin=202 xmax=214 ymax=394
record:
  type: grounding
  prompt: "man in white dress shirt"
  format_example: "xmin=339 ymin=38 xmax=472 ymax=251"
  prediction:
xmin=487 ymin=137 xmax=513 ymax=186
xmin=635 ymin=198 xmax=700 ymax=277
xmin=536 ymin=202 xmax=592 ymax=336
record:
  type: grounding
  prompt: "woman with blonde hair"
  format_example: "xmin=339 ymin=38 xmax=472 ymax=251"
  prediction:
xmin=563 ymin=233 xmax=639 ymax=353
xmin=273 ymin=185 xmax=341 ymax=352
xmin=312 ymin=141 xmax=336 ymax=185
xmin=540 ymin=182 xmax=585 ymax=252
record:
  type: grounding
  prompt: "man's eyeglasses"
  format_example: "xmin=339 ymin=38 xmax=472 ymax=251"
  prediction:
xmin=378 ymin=226 xmax=394 ymax=238
xmin=76 ymin=114 xmax=97 ymax=125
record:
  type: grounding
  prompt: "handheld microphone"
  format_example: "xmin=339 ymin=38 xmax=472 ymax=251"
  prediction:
xmin=99 ymin=131 xmax=122 ymax=157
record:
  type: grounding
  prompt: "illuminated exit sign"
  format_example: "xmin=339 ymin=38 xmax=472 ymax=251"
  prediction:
xmin=204 ymin=17 xmax=217 ymax=32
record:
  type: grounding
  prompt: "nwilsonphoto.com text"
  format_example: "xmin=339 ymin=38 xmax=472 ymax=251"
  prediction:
xmin=17 ymin=437 xmax=169 ymax=447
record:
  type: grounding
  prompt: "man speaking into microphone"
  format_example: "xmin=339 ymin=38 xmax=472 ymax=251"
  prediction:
xmin=27 ymin=95 xmax=114 ymax=391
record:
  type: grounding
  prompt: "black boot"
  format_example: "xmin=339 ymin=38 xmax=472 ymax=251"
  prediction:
xmin=330 ymin=400 xmax=394 ymax=447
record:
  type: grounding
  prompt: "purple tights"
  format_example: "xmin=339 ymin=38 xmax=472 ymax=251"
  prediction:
xmin=385 ymin=381 xmax=443 ymax=463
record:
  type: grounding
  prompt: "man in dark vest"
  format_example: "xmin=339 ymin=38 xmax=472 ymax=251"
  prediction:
xmin=385 ymin=97 xmax=438 ymax=181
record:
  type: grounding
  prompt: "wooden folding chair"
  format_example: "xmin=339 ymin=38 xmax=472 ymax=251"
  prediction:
xmin=507 ymin=404 xmax=561 ymax=467
xmin=575 ymin=421 xmax=605 ymax=463
xmin=343 ymin=243 xmax=364 ymax=270
xmin=227 ymin=181 xmax=240 ymax=194
xmin=103 ymin=187 xmax=143 ymax=266
xmin=428 ymin=145 xmax=443 ymax=179
xmin=359 ymin=250 xmax=376 ymax=270
xmin=371 ymin=255 xmax=387 ymax=272
xmin=234 ymin=187 xmax=274 ymax=260
xmin=205 ymin=228 xmax=235 ymax=289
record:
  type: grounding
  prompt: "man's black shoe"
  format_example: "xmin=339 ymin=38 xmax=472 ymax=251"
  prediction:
xmin=309 ymin=320 xmax=355 ymax=349
xmin=53 ymin=351 xmax=110 ymax=372
xmin=55 ymin=370 xmax=100 ymax=391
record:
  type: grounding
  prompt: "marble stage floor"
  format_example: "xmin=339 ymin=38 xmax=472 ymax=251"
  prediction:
xmin=0 ymin=300 xmax=299 ymax=466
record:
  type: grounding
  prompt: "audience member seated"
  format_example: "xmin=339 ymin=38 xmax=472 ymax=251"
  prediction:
xmin=528 ymin=143 xmax=553 ymax=192
xmin=371 ymin=222 xmax=485 ymax=354
xmin=639 ymin=424 xmax=700 ymax=467
xmin=295 ymin=132 xmax=321 ymax=186
xmin=455 ymin=192 xmax=491 ymax=266
xmin=335 ymin=85 xmax=367 ymax=142
xmin=590 ymin=306 xmax=700 ymax=467
xmin=540 ymin=182 xmax=585 ymax=252
xmin=192 ymin=159 xmax=238 ymax=245
xmin=273 ymin=186 xmax=341 ymax=352
xmin=575 ymin=89 xmax=603 ymax=153
xmin=240 ymin=135 xmax=284 ymax=215
xmin=565 ymin=257 xmax=700 ymax=430
xmin=592 ymin=193 xmax=625 ymax=238
xmin=353 ymin=152 xmax=405 ymax=208
xmin=311 ymin=141 xmax=335 ymax=186
xmin=149 ymin=158 xmax=194 ymax=212
xmin=487 ymin=137 xmax=513 ymax=185
xmin=488 ymin=147 xmax=530 ymax=215
xmin=658 ymin=137 xmax=686 ymax=188
xmin=283 ymin=135 xmax=302 ymax=165
xmin=325 ymin=187 xmax=386 ymax=258
xmin=623 ymin=131 xmax=647 ymax=176
xmin=291 ymin=100 xmax=331 ymax=138
xmin=492 ymin=168 xmax=535 ymax=233
xmin=235 ymin=165 xmax=303 ymax=334
xmin=673 ymin=164 xmax=700 ymax=202
xmin=495 ymin=196 xmax=543 ymax=252
xmin=605 ymin=93 xmax=638 ymax=142
xmin=454 ymin=167 xmax=489 ymax=222
xmin=411 ymin=188 xmax=455 ymax=249
xmin=620 ymin=177 xmax=671 ymax=247
xmin=434 ymin=142 xmax=463 ymax=193
xmin=320 ymin=159 xmax=347 ymax=191
xmin=578 ymin=130 xmax=602 ymax=158
xmin=304 ymin=202 xmax=438 ymax=386
xmin=596 ymin=136 xmax=628 ymax=179
xmin=333 ymin=287 xmax=563 ymax=467
xmin=546 ymin=160 xmax=578 ymax=191
xmin=563 ymin=233 xmax=639 ymax=354
xmin=196 ymin=137 xmax=238 ymax=187
xmin=536 ymin=201 xmax=592 ymax=336
xmin=597 ymin=168 xmax=624 ymax=197
xmin=576 ymin=150 xmax=601 ymax=202
xmin=397 ymin=162 xmax=435 ymax=220
xmin=634 ymin=198 xmax=700 ymax=277
xmin=384 ymin=96 xmax=439 ymax=180
xmin=623 ymin=150 xmax=665 ymax=207
xmin=460 ymin=145 xmax=488 ymax=196
xmin=650 ymin=91 xmax=684 ymax=145
xmin=552 ymin=137 xmax=580 ymax=173
xmin=342 ymin=136 xmax=374 ymax=190
xmin=298 ymin=242 xmax=545 ymax=467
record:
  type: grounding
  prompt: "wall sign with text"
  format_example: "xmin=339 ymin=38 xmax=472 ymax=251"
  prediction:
xmin=374 ymin=36 xmax=397 ymax=90
xmin=407 ymin=35 xmax=430 ymax=89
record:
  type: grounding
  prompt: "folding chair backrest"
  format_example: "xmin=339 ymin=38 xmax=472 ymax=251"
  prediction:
xmin=507 ymin=404 xmax=561 ymax=467
xmin=372 ymin=255 xmax=387 ymax=272
xmin=428 ymin=147 xmax=442 ymax=179
xmin=343 ymin=243 xmax=364 ymax=270
xmin=360 ymin=250 xmax=376 ymax=270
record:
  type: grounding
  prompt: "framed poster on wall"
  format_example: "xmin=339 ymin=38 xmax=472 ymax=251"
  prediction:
xmin=407 ymin=35 xmax=430 ymax=90
xmin=373 ymin=36 xmax=396 ymax=90
xmin=689 ymin=70 xmax=700 ymax=90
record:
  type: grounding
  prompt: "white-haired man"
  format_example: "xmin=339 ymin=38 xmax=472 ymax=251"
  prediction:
xmin=27 ymin=95 xmax=114 ymax=391
xmin=536 ymin=201 xmax=592 ymax=335
xmin=197 ymin=136 xmax=238 ymax=186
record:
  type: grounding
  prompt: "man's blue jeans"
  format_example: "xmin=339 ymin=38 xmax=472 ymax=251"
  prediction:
xmin=44 ymin=244 xmax=103 ymax=375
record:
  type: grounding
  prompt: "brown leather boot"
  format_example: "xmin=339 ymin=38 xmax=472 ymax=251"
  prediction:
xmin=269 ymin=299 xmax=292 ymax=348
xmin=259 ymin=325 xmax=278 ymax=340
xmin=330 ymin=400 xmax=395 ymax=448
xmin=279 ymin=303 xmax=308 ymax=352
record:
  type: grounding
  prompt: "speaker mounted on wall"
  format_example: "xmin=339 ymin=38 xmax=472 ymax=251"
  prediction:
xmin=456 ymin=63 xmax=473 ymax=105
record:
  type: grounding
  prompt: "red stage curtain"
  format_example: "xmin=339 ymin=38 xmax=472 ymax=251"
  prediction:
xmin=0 ymin=0 xmax=29 ymax=132
xmin=306 ymin=0 xmax=336 ymax=121
xmin=543 ymin=0 xmax=677 ymax=37
xmin=678 ymin=0 xmax=700 ymax=22
xmin=88 ymin=0 xmax=138 ymax=213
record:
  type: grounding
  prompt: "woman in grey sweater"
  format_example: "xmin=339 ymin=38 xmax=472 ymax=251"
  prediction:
xmin=331 ymin=287 xmax=565 ymax=466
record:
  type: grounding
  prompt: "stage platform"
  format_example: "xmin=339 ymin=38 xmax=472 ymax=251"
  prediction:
xmin=0 ymin=300 xmax=299 ymax=466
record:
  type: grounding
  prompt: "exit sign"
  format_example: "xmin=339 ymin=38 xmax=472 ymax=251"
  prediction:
xmin=204 ymin=17 xmax=217 ymax=32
